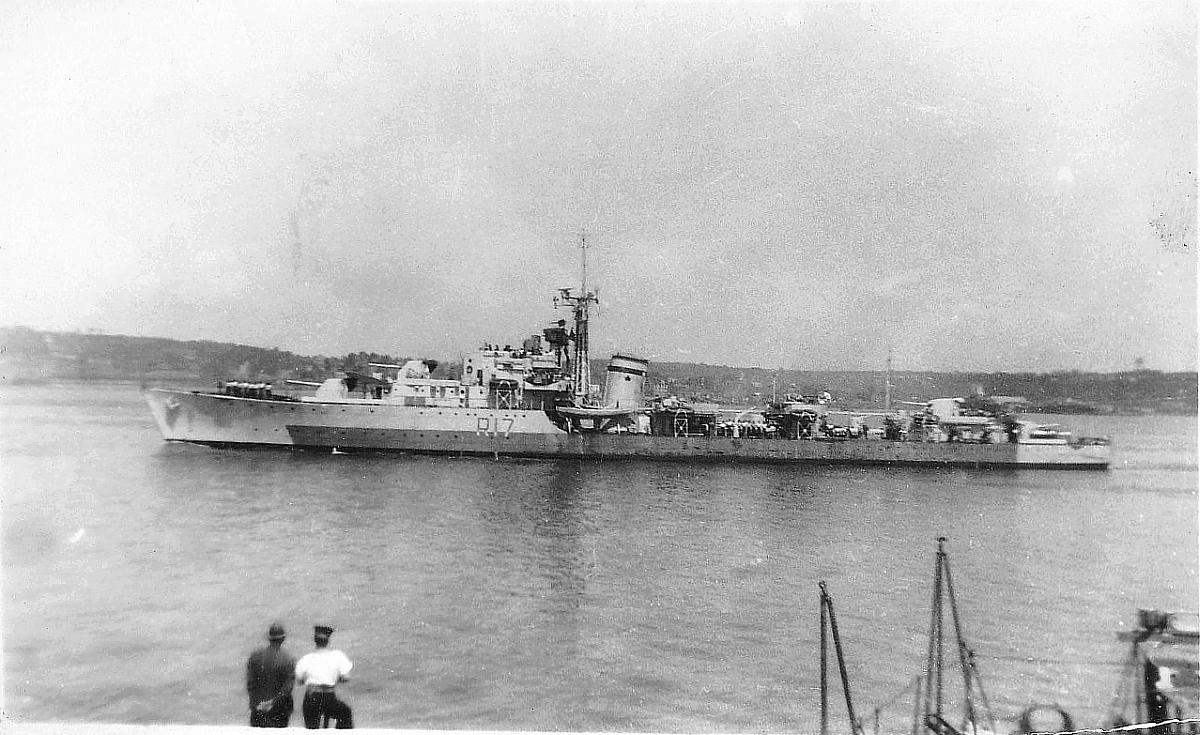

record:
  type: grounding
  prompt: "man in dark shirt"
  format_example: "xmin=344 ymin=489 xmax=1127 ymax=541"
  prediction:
xmin=246 ymin=622 xmax=296 ymax=727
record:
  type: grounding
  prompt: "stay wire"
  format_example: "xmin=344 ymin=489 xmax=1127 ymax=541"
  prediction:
xmin=942 ymin=553 xmax=990 ymax=732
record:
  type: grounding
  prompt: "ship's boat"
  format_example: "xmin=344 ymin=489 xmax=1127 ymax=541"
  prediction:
xmin=143 ymin=245 xmax=1111 ymax=469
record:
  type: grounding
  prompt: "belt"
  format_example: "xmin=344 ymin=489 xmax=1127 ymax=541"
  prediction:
xmin=306 ymin=684 xmax=337 ymax=693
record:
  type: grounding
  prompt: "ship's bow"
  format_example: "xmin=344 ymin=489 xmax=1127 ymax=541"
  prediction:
xmin=144 ymin=388 xmax=189 ymax=440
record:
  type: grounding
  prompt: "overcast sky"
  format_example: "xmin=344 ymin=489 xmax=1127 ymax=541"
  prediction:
xmin=2 ymin=1 xmax=1195 ymax=371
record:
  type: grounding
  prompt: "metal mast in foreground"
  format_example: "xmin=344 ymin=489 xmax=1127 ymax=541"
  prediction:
xmin=820 ymin=581 xmax=864 ymax=735
xmin=917 ymin=537 xmax=995 ymax=735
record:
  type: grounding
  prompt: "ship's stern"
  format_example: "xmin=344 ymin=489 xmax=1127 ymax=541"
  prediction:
xmin=1015 ymin=439 xmax=1111 ymax=469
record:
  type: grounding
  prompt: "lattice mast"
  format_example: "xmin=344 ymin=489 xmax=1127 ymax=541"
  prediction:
xmin=556 ymin=233 xmax=600 ymax=403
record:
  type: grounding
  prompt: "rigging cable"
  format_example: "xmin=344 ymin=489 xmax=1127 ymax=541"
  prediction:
xmin=919 ymin=538 xmax=947 ymax=735
xmin=942 ymin=551 xmax=983 ymax=731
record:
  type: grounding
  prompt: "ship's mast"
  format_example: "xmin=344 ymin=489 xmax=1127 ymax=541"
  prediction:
xmin=556 ymin=233 xmax=600 ymax=403
xmin=580 ymin=229 xmax=588 ymax=295
xmin=884 ymin=347 xmax=893 ymax=411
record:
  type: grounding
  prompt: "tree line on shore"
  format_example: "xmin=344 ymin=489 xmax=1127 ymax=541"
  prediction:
xmin=1 ymin=326 xmax=1194 ymax=415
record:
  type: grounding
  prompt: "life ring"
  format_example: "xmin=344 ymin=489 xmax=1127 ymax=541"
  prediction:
xmin=1017 ymin=704 xmax=1074 ymax=734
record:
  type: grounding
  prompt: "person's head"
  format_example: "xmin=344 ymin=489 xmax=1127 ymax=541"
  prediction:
xmin=267 ymin=622 xmax=286 ymax=646
xmin=314 ymin=625 xmax=333 ymax=648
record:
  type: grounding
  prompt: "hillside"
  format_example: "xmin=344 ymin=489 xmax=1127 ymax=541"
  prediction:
xmin=640 ymin=361 xmax=1196 ymax=415
xmin=1 ymin=327 xmax=1194 ymax=415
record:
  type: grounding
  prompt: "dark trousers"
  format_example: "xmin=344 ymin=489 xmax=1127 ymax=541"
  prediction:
xmin=249 ymin=694 xmax=293 ymax=727
xmin=303 ymin=689 xmax=353 ymax=729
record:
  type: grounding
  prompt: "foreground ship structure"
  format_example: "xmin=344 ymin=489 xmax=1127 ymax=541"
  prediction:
xmin=145 ymin=248 xmax=1110 ymax=469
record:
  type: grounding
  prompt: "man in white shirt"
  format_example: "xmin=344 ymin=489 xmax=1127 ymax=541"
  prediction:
xmin=294 ymin=625 xmax=354 ymax=729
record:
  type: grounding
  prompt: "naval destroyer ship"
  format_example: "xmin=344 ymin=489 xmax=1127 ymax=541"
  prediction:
xmin=144 ymin=243 xmax=1110 ymax=469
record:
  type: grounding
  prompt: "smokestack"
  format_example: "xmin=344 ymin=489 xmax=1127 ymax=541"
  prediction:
xmin=603 ymin=354 xmax=648 ymax=409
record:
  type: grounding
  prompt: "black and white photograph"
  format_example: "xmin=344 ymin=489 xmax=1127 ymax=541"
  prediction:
xmin=1 ymin=2 xmax=1196 ymax=734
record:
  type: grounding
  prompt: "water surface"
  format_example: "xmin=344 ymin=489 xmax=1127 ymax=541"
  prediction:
xmin=3 ymin=383 xmax=1196 ymax=730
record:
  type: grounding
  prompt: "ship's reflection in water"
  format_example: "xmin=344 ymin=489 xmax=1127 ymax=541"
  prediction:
xmin=1 ymin=383 xmax=1196 ymax=731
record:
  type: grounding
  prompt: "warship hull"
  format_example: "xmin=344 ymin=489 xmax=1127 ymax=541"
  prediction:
xmin=145 ymin=389 xmax=1111 ymax=469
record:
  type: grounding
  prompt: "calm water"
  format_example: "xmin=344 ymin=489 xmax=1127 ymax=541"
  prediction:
xmin=2 ymin=382 xmax=1196 ymax=731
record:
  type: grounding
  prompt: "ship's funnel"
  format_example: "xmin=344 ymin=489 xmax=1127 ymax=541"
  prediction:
xmin=603 ymin=354 xmax=648 ymax=409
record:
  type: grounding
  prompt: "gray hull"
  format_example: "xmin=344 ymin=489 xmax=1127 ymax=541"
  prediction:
xmin=145 ymin=389 xmax=1111 ymax=469
xmin=285 ymin=426 xmax=1113 ymax=468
